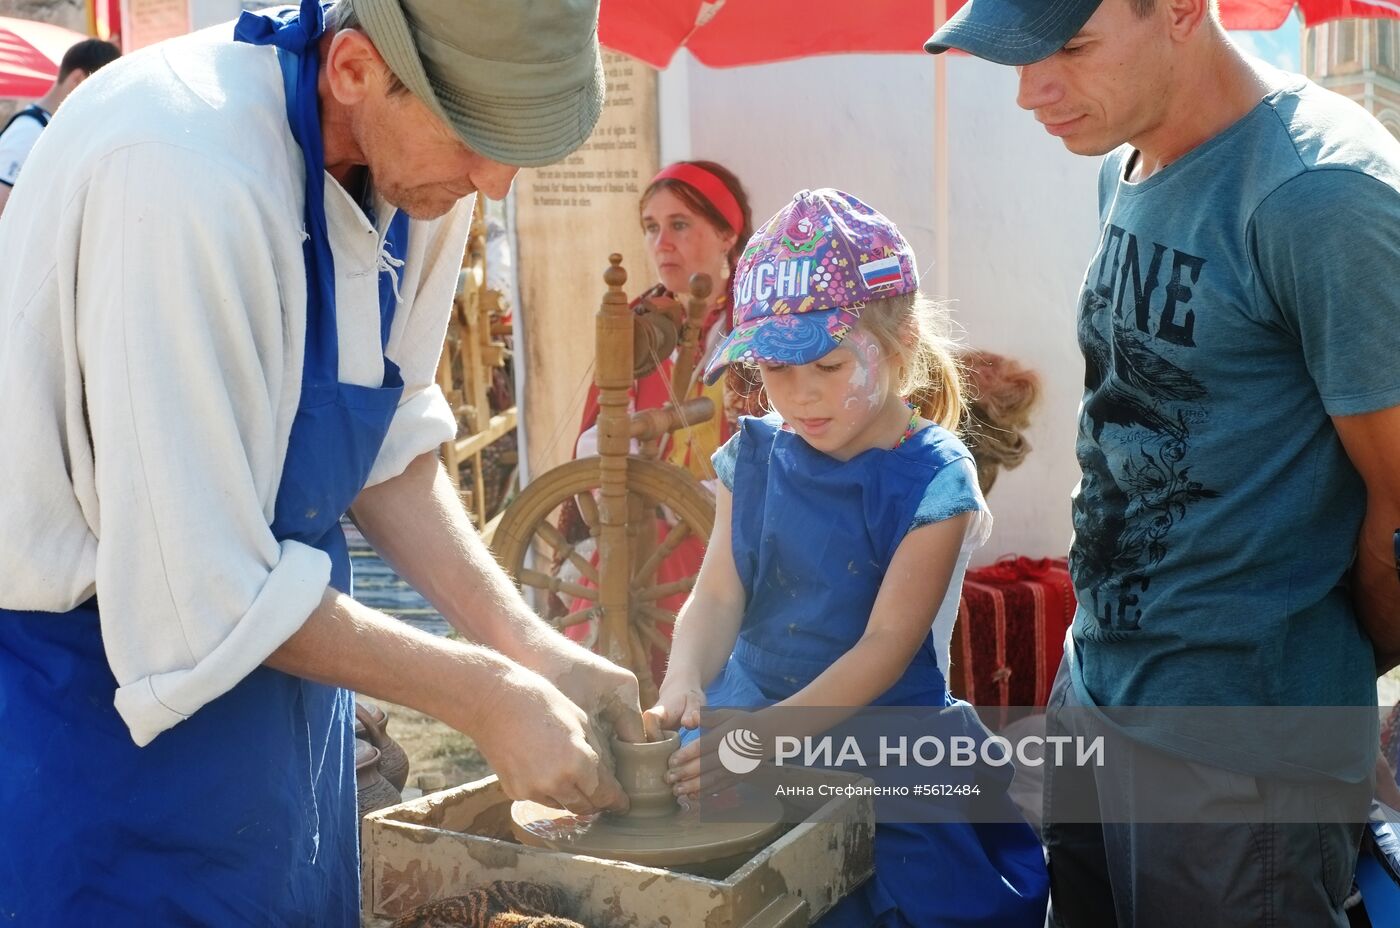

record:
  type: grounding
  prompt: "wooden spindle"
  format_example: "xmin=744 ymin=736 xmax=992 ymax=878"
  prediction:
xmin=595 ymin=256 xmax=633 ymax=670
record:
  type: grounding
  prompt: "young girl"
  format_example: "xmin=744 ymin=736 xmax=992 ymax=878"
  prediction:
xmin=644 ymin=189 xmax=1049 ymax=926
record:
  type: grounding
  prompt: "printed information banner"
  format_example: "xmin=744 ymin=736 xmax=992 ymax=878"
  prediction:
xmin=513 ymin=51 xmax=659 ymax=479
xmin=119 ymin=0 xmax=190 ymax=51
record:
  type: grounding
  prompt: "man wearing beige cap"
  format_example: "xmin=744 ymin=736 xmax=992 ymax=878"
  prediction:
xmin=0 ymin=0 xmax=640 ymax=920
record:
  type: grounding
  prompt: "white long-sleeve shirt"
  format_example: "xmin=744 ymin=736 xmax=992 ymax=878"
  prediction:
xmin=0 ymin=27 xmax=467 ymax=746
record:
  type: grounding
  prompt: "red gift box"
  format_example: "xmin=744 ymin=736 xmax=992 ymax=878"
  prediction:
xmin=951 ymin=557 xmax=1076 ymax=715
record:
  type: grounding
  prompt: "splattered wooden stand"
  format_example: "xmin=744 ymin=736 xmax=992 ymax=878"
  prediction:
xmin=360 ymin=768 xmax=874 ymax=927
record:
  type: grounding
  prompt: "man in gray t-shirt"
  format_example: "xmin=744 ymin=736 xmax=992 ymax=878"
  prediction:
xmin=929 ymin=0 xmax=1400 ymax=924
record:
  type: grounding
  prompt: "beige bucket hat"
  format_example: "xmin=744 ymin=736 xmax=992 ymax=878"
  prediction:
xmin=353 ymin=0 xmax=604 ymax=168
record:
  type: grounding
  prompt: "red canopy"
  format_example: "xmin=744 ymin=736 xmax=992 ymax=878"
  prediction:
xmin=1220 ymin=0 xmax=1400 ymax=30
xmin=599 ymin=0 xmax=1399 ymax=69
xmin=0 ymin=16 xmax=89 ymax=99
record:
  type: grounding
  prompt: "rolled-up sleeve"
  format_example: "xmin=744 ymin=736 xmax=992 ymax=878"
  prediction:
xmin=79 ymin=144 xmax=330 ymax=746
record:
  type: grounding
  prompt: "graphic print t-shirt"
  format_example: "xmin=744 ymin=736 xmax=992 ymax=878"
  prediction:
xmin=1068 ymin=73 xmax=1400 ymax=776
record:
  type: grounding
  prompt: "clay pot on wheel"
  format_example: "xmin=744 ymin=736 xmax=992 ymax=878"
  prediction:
xmin=356 ymin=701 xmax=410 ymax=791
xmin=356 ymin=741 xmax=402 ymax=818
xmin=610 ymin=730 xmax=681 ymax=818
xmin=509 ymin=729 xmax=785 ymax=870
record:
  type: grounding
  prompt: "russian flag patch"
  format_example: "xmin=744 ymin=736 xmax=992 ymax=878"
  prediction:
xmin=858 ymin=256 xmax=903 ymax=289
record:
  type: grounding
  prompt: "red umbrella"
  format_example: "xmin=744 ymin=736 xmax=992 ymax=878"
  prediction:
xmin=0 ymin=16 xmax=89 ymax=100
xmin=599 ymin=0 xmax=1398 ymax=292
xmin=600 ymin=0 xmax=940 ymax=69
xmin=600 ymin=0 xmax=1398 ymax=69
xmin=1222 ymin=0 xmax=1400 ymax=30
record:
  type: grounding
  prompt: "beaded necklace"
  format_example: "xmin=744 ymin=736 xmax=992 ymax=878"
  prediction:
xmin=892 ymin=401 xmax=920 ymax=450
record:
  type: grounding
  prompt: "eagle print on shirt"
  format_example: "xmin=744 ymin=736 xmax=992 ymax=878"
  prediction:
xmin=1071 ymin=223 xmax=1220 ymax=633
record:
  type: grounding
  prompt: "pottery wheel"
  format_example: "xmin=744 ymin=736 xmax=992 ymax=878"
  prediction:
xmin=510 ymin=790 xmax=784 ymax=868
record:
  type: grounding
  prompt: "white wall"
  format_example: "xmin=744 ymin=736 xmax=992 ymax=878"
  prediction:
xmin=660 ymin=52 xmax=1101 ymax=564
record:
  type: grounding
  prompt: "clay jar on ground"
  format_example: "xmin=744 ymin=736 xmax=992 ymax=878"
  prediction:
xmin=610 ymin=730 xmax=681 ymax=818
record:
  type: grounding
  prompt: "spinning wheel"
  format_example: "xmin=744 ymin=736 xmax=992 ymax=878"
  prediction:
xmin=438 ymin=198 xmax=518 ymax=531
xmin=494 ymin=256 xmax=719 ymax=703
xmin=492 ymin=457 xmax=714 ymax=701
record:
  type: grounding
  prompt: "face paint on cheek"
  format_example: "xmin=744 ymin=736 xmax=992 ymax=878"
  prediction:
xmin=841 ymin=332 xmax=885 ymax=411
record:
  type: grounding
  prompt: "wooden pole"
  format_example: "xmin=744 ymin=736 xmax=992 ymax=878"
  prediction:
xmin=668 ymin=273 xmax=713 ymax=399
xmin=595 ymin=256 xmax=634 ymax=669
xmin=934 ymin=0 xmax=950 ymax=300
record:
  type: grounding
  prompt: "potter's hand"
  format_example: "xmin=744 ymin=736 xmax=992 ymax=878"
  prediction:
xmin=644 ymin=677 xmax=707 ymax=742
xmin=543 ymin=646 xmax=646 ymax=747
xmin=473 ymin=663 xmax=630 ymax=815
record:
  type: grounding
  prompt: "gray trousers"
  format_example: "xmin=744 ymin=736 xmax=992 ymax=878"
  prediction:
xmin=1041 ymin=662 xmax=1370 ymax=928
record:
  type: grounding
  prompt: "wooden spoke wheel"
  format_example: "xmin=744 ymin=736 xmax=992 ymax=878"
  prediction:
xmin=493 ymin=456 xmax=715 ymax=702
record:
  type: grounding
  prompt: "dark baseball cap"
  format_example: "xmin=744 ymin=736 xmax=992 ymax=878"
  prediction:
xmin=924 ymin=0 xmax=1105 ymax=66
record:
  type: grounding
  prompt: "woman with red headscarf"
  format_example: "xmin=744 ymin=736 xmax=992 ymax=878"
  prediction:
xmin=567 ymin=161 xmax=757 ymax=681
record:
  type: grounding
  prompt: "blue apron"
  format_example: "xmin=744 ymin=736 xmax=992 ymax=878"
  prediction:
xmin=0 ymin=1 xmax=410 ymax=920
xmin=693 ymin=415 xmax=1049 ymax=927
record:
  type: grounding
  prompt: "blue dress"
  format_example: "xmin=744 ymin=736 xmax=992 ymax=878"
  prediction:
xmin=698 ymin=414 xmax=1049 ymax=927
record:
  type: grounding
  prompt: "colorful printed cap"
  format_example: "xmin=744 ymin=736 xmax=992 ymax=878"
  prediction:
xmin=703 ymin=189 xmax=917 ymax=384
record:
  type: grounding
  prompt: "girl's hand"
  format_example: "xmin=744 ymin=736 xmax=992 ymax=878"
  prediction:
xmin=664 ymin=729 xmax=731 ymax=798
xmin=664 ymin=732 xmax=705 ymax=797
xmin=665 ymin=707 xmax=771 ymax=798
xmin=642 ymin=681 xmax=707 ymax=741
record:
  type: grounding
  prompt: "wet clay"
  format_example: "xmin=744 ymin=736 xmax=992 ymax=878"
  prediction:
xmin=510 ymin=731 xmax=783 ymax=869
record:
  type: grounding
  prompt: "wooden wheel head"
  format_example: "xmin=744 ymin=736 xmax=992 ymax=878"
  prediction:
xmin=632 ymin=305 xmax=680 ymax=379
xmin=604 ymin=254 xmax=627 ymax=290
xmin=687 ymin=272 xmax=713 ymax=302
